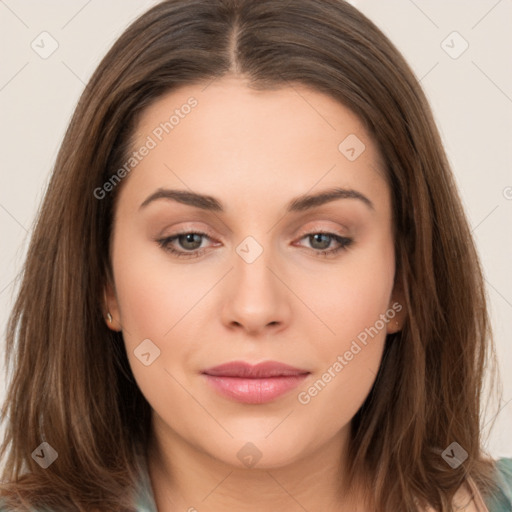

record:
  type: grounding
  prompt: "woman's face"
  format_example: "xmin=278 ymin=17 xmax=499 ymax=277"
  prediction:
xmin=106 ymin=76 xmax=403 ymax=469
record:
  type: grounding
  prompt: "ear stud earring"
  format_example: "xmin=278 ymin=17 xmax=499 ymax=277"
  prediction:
xmin=107 ymin=312 xmax=113 ymax=324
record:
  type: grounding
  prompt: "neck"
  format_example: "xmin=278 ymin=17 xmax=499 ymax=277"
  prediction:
xmin=146 ymin=416 xmax=370 ymax=512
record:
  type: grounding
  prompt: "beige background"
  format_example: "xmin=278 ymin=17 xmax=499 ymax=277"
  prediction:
xmin=1 ymin=0 xmax=511 ymax=458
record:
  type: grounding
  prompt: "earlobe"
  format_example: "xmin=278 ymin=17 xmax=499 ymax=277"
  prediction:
xmin=386 ymin=295 xmax=407 ymax=333
xmin=103 ymin=283 xmax=122 ymax=331
xmin=386 ymin=274 xmax=407 ymax=334
xmin=386 ymin=290 xmax=407 ymax=333
xmin=386 ymin=317 xmax=403 ymax=335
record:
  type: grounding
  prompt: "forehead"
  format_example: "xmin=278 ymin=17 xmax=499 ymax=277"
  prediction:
xmin=121 ymin=76 xmax=389 ymax=216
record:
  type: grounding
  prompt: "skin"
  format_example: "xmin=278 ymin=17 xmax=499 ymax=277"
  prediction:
xmin=105 ymin=75 xmax=407 ymax=511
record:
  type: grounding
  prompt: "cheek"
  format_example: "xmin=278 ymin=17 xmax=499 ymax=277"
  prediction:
xmin=296 ymin=234 xmax=395 ymax=351
xmin=111 ymin=225 xmax=207 ymax=339
xmin=113 ymin=220 xmax=396 ymax=361
xmin=110 ymin=230 xmax=203 ymax=411
xmin=112 ymin=217 xmax=395 ymax=400
xmin=293 ymin=237 xmax=395 ymax=419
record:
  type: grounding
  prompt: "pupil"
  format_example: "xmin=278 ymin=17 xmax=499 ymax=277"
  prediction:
xmin=181 ymin=233 xmax=201 ymax=250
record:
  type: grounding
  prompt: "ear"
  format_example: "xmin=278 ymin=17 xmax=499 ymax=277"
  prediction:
xmin=386 ymin=268 xmax=407 ymax=335
xmin=103 ymin=280 xmax=122 ymax=332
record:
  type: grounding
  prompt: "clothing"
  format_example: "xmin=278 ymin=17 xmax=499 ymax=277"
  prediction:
xmin=482 ymin=457 xmax=512 ymax=511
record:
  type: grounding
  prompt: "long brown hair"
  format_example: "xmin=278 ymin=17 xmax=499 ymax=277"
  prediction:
xmin=0 ymin=0 xmax=502 ymax=510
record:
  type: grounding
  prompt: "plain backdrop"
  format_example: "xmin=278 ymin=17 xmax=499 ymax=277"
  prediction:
xmin=1 ymin=0 xmax=511 ymax=459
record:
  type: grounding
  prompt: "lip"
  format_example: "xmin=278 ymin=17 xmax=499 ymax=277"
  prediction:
xmin=201 ymin=361 xmax=310 ymax=404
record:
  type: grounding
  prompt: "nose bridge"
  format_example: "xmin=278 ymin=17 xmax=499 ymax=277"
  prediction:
xmin=222 ymin=233 xmax=291 ymax=332
xmin=234 ymin=233 xmax=280 ymax=304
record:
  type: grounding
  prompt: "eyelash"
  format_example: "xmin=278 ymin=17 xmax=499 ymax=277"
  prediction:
xmin=156 ymin=230 xmax=353 ymax=259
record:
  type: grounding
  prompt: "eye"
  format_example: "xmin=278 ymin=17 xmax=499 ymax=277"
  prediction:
xmin=156 ymin=230 xmax=353 ymax=259
xmin=156 ymin=231 xmax=215 ymax=259
xmin=296 ymin=231 xmax=353 ymax=257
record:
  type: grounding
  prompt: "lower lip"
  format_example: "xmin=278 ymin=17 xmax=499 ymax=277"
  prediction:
xmin=202 ymin=374 xmax=309 ymax=404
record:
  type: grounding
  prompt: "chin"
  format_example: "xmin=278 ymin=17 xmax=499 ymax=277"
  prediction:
xmin=204 ymin=431 xmax=311 ymax=471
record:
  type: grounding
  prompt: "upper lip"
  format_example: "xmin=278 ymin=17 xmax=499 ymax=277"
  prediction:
xmin=202 ymin=361 xmax=310 ymax=378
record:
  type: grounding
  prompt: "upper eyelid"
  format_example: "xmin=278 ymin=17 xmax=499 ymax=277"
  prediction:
xmin=163 ymin=219 xmax=351 ymax=238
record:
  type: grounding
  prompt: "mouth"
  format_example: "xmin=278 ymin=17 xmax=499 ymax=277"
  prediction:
xmin=201 ymin=360 xmax=310 ymax=404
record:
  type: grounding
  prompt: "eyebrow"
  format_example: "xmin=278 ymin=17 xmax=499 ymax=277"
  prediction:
xmin=139 ymin=186 xmax=375 ymax=213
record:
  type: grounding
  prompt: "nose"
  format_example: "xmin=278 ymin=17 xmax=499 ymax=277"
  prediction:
xmin=220 ymin=245 xmax=292 ymax=336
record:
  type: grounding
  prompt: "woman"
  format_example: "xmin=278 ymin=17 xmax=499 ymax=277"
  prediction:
xmin=1 ymin=0 xmax=511 ymax=510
